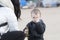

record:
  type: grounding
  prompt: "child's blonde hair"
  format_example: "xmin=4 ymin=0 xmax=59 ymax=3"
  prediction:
xmin=31 ymin=8 xmax=41 ymax=16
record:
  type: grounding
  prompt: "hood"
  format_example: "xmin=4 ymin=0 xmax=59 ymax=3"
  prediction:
xmin=0 ymin=0 xmax=14 ymax=10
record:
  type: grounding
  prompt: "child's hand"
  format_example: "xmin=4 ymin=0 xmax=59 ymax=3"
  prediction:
xmin=23 ymin=27 xmax=29 ymax=37
xmin=32 ymin=17 xmax=40 ymax=23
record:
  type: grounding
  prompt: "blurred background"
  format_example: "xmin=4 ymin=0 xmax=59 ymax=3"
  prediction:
xmin=20 ymin=0 xmax=60 ymax=8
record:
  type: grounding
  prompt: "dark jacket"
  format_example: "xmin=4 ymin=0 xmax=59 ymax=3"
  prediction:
xmin=27 ymin=20 xmax=46 ymax=40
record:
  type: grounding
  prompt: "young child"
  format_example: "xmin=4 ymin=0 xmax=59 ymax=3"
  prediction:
xmin=24 ymin=8 xmax=46 ymax=40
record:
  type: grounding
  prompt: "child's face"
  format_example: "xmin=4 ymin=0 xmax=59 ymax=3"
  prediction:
xmin=31 ymin=12 xmax=41 ymax=22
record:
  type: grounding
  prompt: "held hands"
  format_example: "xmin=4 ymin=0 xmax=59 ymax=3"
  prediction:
xmin=23 ymin=27 xmax=29 ymax=37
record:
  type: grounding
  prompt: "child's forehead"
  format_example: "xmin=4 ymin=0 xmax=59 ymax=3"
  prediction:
xmin=31 ymin=11 xmax=40 ymax=15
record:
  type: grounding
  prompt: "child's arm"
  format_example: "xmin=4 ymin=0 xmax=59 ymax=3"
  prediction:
xmin=36 ymin=20 xmax=46 ymax=34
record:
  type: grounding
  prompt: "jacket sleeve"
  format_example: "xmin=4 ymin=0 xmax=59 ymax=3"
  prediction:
xmin=0 ymin=0 xmax=14 ymax=10
xmin=6 ymin=8 xmax=20 ymax=31
xmin=36 ymin=20 xmax=46 ymax=34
